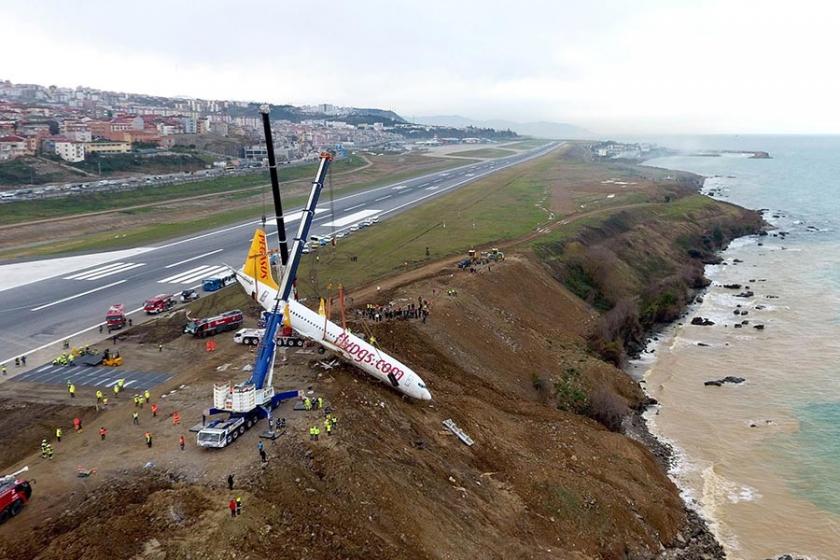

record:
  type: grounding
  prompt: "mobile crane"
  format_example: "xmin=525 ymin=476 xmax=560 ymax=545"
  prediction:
xmin=196 ymin=107 xmax=333 ymax=448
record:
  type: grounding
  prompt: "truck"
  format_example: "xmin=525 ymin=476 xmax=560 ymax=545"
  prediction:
xmin=105 ymin=304 xmax=127 ymax=332
xmin=233 ymin=328 xmax=263 ymax=345
xmin=184 ymin=310 xmax=244 ymax=338
xmin=143 ymin=294 xmax=176 ymax=314
xmin=197 ymin=390 xmax=299 ymax=448
xmin=0 ymin=467 xmax=32 ymax=524
xmin=202 ymin=272 xmax=237 ymax=292
xmin=233 ymin=326 xmax=305 ymax=348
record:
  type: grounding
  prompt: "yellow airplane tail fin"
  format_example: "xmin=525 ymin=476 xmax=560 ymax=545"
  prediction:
xmin=243 ymin=228 xmax=279 ymax=290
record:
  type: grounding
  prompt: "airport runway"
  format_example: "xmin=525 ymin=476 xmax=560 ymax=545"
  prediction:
xmin=0 ymin=143 xmax=559 ymax=363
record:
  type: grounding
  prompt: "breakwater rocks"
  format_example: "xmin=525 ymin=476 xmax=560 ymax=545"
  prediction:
xmin=704 ymin=376 xmax=746 ymax=387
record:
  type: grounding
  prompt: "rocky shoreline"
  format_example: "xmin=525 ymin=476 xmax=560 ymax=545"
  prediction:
xmin=621 ymin=173 xmax=766 ymax=559
xmin=626 ymin=412 xmax=726 ymax=559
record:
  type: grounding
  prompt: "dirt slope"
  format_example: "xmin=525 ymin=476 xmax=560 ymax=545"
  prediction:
xmin=0 ymin=255 xmax=689 ymax=560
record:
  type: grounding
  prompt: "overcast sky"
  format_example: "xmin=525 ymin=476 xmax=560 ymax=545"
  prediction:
xmin=2 ymin=0 xmax=839 ymax=134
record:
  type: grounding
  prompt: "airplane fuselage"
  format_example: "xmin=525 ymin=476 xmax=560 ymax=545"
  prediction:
xmin=237 ymin=270 xmax=431 ymax=401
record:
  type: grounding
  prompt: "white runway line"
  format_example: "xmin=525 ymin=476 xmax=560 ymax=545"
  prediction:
xmin=165 ymin=249 xmax=224 ymax=269
xmin=159 ymin=264 xmax=216 ymax=284
xmin=344 ymin=203 xmax=365 ymax=212
xmin=82 ymin=262 xmax=146 ymax=280
xmin=374 ymin=195 xmax=392 ymax=201
xmin=65 ymin=262 xmax=131 ymax=280
xmin=175 ymin=265 xmax=228 ymax=284
xmin=31 ymin=280 xmax=127 ymax=311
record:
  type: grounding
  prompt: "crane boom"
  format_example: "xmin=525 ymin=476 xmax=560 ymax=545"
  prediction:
xmin=277 ymin=153 xmax=332 ymax=302
xmin=259 ymin=105 xmax=290 ymax=266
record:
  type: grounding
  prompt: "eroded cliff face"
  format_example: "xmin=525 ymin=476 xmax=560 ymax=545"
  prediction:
xmin=535 ymin=194 xmax=763 ymax=365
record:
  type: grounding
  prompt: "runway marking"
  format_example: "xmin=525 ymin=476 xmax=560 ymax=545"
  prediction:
xmin=174 ymin=266 xmax=229 ymax=285
xmin=165 ymin=249 xmax=224 ymax=269
xmin=31 ymin=280 xmax=127 ymax=311
xmin=425 ymin=186 xmax=440 ymax=191
xmin=82 ymin=262 xmax=146 ymax=280
xmin=374 ymin=195 xmax=392 ymax=202
xmin=344 ymin=204 xmax=365 ymax=212
xmin=392 ymin=185 xmax=408 ymax=190
xmin=64 ymin=262 xmax=131 ymax=279
xmin=321 ymin=209 xmax=380 ymax=228
xmin=159 ymin=264 xmax=216 ymax=284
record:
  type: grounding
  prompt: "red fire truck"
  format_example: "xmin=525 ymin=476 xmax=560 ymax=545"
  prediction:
xmin=184 ymin=309 xmax=244 ymax=338
xmin=105 ymin=304 xmax=127 ymax=332
xmin=143 ymin=294 xmax=176 ymax=315
xmin=0 ymin=467 xmax=32 ymax=524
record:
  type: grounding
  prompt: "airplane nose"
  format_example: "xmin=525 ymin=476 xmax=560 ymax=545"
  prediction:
xmin=420 ymin=388 xmax=432 ymax=401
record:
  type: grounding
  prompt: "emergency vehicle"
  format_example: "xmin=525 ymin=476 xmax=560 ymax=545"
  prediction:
xmin=105 ymin=304 xmax=127 ymax=331
xmin=143 ymin=294 xmax=176 ymax=314
xmin=0 ymin=467 xmax=32 ymax=523
xmin=184 ymin=310 xmax=244 ymax=337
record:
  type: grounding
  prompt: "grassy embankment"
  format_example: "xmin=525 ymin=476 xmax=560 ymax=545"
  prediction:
xmin=295 ymin=152 xmax=555 ymax=297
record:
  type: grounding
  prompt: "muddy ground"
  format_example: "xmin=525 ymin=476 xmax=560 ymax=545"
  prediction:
xmin=1 ymin=255 xmax=697 ymax=560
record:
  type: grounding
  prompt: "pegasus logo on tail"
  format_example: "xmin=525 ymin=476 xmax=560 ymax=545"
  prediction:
xmin=243 ymin=228 xmax=278 ymax=290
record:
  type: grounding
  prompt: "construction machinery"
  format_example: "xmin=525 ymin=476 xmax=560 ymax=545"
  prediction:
xmin=0 ymin=466 xmax=32 ymax=524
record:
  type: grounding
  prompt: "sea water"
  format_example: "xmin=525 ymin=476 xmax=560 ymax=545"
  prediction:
xmin=637 ymin=136 xmax=840 ymax=559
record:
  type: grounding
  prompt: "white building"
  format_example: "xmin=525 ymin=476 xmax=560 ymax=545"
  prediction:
xmin=42 ymin=137 xmax=85 ymax=162
xmin=0 ymin=135 xmax=28 ymax=160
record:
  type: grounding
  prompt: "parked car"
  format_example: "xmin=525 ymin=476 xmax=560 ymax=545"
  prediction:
xmin=180 ymin=289 xmax=200 ymax=302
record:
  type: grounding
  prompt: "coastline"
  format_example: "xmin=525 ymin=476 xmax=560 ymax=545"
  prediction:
xmin=621 ymin=168 xmax=766 ymax=559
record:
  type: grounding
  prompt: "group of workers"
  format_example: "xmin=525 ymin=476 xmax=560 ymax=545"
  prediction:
xmin=10 ymin=355 xmax=27 ymax=368
xmin=357 ymin=297 xmax=430 ymax=323
xmin=40 ymin=439 xmax=54 ymax=460
xmin=302 ymin=395 xmax=325 ymax=411
xmin=39 ymin=382 xmax=189 ymax=460
xmin=309 ymin=413 xmax=338 ymax=441
xmin=133 ymin=390 xmax=151 ymax=408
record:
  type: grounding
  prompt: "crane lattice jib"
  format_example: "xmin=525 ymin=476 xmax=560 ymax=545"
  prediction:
xmin=277 ymin=153 xmax=333 ymax=302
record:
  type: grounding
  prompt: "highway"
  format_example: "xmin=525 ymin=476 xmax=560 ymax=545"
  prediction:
xmin=0 ymin=142 xmax=559 ymax=363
